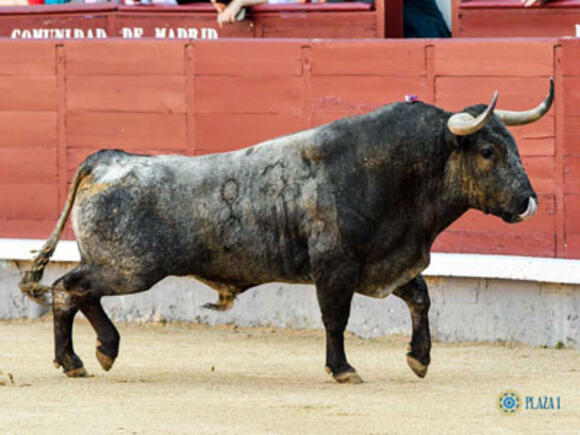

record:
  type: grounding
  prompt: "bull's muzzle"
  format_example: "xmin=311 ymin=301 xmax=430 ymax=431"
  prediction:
xmin=518 ymin=197 xmax=538 ymax=221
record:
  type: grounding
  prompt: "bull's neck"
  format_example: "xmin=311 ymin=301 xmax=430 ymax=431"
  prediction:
xmin=422 ymin=137 xmax=470 ymax=240
xmin=375 ymin=128 xmax=468 ymax=243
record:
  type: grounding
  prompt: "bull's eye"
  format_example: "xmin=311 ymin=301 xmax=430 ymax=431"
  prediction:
xmin=480 ymin=147 xmax=495 ymax=160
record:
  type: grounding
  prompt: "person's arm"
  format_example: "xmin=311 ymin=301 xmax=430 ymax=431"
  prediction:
xmin=217 ymin=0 xmax=267 ymax=26
xmin=520 ymin=0 xmax=549 ymax=7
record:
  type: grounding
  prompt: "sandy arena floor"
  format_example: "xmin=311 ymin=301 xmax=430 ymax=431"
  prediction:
xmin=0 ymin=318 xmax=578 ymax=434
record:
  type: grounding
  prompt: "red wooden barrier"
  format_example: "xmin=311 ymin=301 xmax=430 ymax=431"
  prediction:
xmin=0 ymin=1 xmax=400 ymax=39
xmin=454 ymin=0 xmax=580 ymax=37
xmin=0 ymin=38 xmax=576 ymax=259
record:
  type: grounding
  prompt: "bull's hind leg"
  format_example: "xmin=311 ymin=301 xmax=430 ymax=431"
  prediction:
xmin=314 ymin=260 xmax=363 ymax=384
xmin=58 ymin=265 xmax=153 ymax=374
xmin=52 ymin=285 xmax=87 ymax=377
xmin=394 ymin=275 xmax=431 ymax=378
xmin=76 ymin=297 xmax=120 ymax=372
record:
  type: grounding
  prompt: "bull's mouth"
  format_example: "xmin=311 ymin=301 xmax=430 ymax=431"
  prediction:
xmin=499 ymin=197 xmax=538 ymax=224
xmin=501 ymin=213 xmax=523 ymax=224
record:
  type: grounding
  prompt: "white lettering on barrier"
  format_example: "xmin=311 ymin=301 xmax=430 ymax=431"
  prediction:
xmin=10 ymin=27 xmax=218 ymax=39
xmin=10 ymin=28 xmax=109 ymax=39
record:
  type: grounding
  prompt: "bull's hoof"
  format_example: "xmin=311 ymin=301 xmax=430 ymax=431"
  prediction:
xmin=96 ymin=348 xmax=115 ymax=371
xmin=95 ymin=340 xmax=117 ymax=371
xmin=325 ymin=366 xmax=364 ymax=384
xmin=54 ymin=353 xmax=86 ymax=377
xmin=64 ymin=367 xmax=88 ymax=378
xmin=406 ymin=354 xmax=429 ymax=378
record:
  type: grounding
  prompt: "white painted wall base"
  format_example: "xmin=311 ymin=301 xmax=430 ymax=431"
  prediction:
xmin=1 ymin=258 xmax=579 ymax=348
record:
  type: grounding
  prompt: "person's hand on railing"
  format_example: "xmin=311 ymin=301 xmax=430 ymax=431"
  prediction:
xmin=216 ymin=0 xmax=267 ymax=26
xmin=520 ymin=0 xmax=549 ymax=7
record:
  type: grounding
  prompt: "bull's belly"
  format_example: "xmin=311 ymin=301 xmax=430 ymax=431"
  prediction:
xmin=355 ymin=252 xmax=430 ymax=298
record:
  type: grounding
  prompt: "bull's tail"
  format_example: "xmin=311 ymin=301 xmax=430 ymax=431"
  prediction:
xmin=19 ymin=164 xmax=90 ymax=306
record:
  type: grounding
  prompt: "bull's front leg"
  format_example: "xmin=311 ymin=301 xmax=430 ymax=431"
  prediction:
xmin=314 ymin=260 xmax=363 ymax=384
xmin=393 ymin=275 xmax=431 ymax=378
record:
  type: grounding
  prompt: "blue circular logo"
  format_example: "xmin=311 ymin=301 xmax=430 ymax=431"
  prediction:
xmin=497 ymin=390 xmax=522 ymax=415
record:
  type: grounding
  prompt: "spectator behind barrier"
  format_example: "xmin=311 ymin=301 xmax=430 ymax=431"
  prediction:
xmin=175 ymin=0 xmax=268 ymax=25
xmin=324 ymin=0 xmax=449 ymax=37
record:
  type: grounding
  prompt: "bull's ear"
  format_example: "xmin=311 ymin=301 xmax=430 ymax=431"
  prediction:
xmin=447 ymin=91 xmax=499 ymax=136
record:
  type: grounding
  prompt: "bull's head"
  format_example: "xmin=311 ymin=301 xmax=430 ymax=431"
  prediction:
xmin=445 ymin=78 xmax=553 ymax=223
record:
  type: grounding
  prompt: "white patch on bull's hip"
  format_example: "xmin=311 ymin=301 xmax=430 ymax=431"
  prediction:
xmin=518 ymin=197 xmax=537 ymax=221
xmin=93 ymin=162 xmax=134 ymax=183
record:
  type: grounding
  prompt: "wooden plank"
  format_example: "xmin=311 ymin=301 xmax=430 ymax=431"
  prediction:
xmin=0 ymin=41 xmax=55 ymax=75
xmin=67 ymin=112 xmax=187 ymax=151
xmin=564 ymin=194 xmax=580 ymax=251
xmin=67 ymin=75 xmax=187 ymax=113
xmin=561 ymin=39 xmax=580 ymax=76
xmin=0 ymin=147 xmax=57 ymax=183
xmin=375 ymin=0 xmax=386 ymax=38
xmin=0 ymin=219 xmax=66 ymax=240
xmin=261 ymin=13 xmax=376 ymax=38
xmin=194 ymin=76 xmax=302 ymax=114
xmin=509 ymin=117 xmax=555 ymax=156
xmin=516 ymin=137 xmax=555 ymax=157
xmin=186 ymin=43 xmax=196 ymax=156
xmin=523 ymin=156 xmax=556 ymax=195
xmin=565 ymin=194 xmax=580 ymax=233
xmin=435 ymin=76 xmax=556 ymax=113
xmin=564 ymin=115 xmax=580 ymax=156
xmin=564 ymin=233 xmax=580 ymax=259
xmin=554 ymin=48 xmax=566 ymax=258
xmin=0 ymin=112 xmax=56 ymax=147
xmin=434 ymin=41 xmax=554 ymax=77
xmin=195 ymin=113 xmax=304 ymax=154
xmin=195 ymin=41 xmax=302 ymax=77
xmin=311 ymin=76 xmax=427 ymax=114
xmin=458 ymin=9 xmax=580 ymax=38
xmin=564 ymin=156 xmax=580 ymax=193
xmin=311 ymin=41 xmax=425 ymax=76
xmin=562 ymin=77 xmax=580 ymax=115
xmin=0 ymin=182 xmax=58 ymax=220
xmin=302 ymin=46 xmax=313 ymax=129
xmin=56 ymin=44 xmax=67 ymax=249
xmin=0 ymin=76 xmax=57 ymax=111
xmin=433 ymin=230 xmax=556 ymax=257
xmin=66 ymin=41 xmax=186 ymax=76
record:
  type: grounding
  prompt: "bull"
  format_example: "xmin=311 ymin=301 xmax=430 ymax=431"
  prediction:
xmin=20 ymin=79 xmax=553 ymax=383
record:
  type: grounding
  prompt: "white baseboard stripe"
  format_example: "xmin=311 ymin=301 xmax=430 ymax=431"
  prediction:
xmin=1 ymin=238 xmax=579 ymax=285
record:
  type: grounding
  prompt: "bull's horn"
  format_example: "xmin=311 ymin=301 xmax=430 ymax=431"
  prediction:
xmin=494 ymin=77 xmax=554 ymax=126
xmin=447 ymin=91 xmax=499 ymax=136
